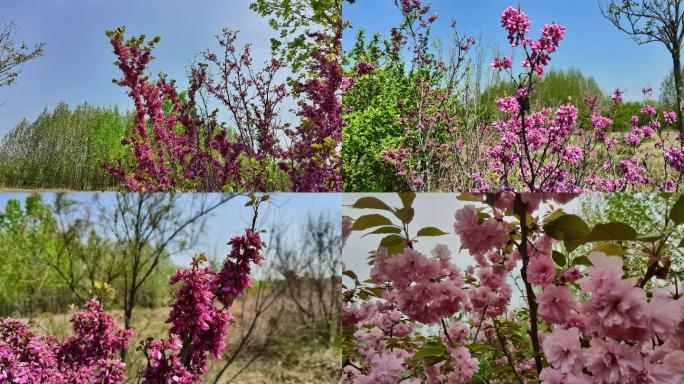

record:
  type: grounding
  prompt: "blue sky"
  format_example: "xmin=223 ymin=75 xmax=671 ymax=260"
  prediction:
xmin=343 ymin=0 xmax=671 ymax=102
xmin=0 ymin=0 xmax=278 ymax=134
xmin=0 ymin=192 xmax=341 ymax=268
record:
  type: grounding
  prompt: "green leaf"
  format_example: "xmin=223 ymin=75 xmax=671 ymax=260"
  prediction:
xmin=638 ymin=233 xmax=664 ymax=242
xmin=351 ymin=197 xmax=394 ymax=212
xmin=412 ymin=340 xmax=448 ymax=365
xmin=342 ymin=270 xmax=358 ymax=282
xmin=573 ymin=256 xmax=592 ymax=266
xmin=583 ymin=222 xmax=637 ymax=242
xmin=457 ymin=193 xmax=484 ymax=202
xmin=399 ymin=192 xmax=416 ymax=208
xmin=416 ymin=227 xmax=449 ymax=237
xmin=380 ymin=234 xmax=405 ymax=248
xmin=544 ymin=214 xmax=590 ymax=241
xmin=670 ymin=195 xmax=684 ymax=224
xmin=552 ymin=251 xmax=566 ymax=267
xmin=351 ymin=214 xmax=393 ymax=231
xmin=678 ymin=238 xmax=684 ymax=248
xmin=394 ymin=207 xmax=415 ymax=224
xmin=544 ymin=209 xmax=567 ymax=223
xmin=362 ymin=226 xmax=402 ymax=236
xmin=591 ymin=242 xmax=626 ymax=256
xmin=386 ymin=242 xmax=407 ymax=255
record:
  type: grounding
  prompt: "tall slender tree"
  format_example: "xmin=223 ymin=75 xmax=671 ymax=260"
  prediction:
xmin=601 ymin=0 xmax=684 ymax=135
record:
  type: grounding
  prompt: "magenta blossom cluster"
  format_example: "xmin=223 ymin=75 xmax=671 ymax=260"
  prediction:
xmin=284 ymin=24 xmax=343 ymax=192
xmin=496 ymin=6 xmax=565 ymax=76
xmin=105 ymin=23 xmax=342 ymax=192
xmin=0 ymin=299 xmax=132 ymax=384
xmin=105 ymin=28 xmax=215 ymax=192
xmin=140 ymin=229 xmax=265 ymax=382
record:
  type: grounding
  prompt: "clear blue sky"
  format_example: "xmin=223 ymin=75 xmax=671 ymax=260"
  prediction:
xmin=0 ymin=192 xmax=342 ymax=269
xmin=0 ymin=0 xmax=278 ymax=134
xmin=343 ymin=0 xmax=671 ymax=102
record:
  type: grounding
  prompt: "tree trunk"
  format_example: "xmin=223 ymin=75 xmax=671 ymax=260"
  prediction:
xmin=514 ymin=195 xmax=543 ymax=376
xmin=120 ymin=286 xmax=136 ymax=361
xmin=673 ymin=49 xmax=684 ymax=137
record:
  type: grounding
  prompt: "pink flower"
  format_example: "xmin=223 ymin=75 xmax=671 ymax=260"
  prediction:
xmin=665 ymin=147 xmax=684 ymax=174
xmin=576 ymin=252 xmax=623 ymax=293
xmin=491 ymin=56 xmax=513 ymax=70
xmin=539 ymin=367 xmax=564 ymax=384
xmin=538 ymin=285 xmax=576 ymax=324
xmin=355 ymin=61 xmax=377 ymax=75
xmin=447 ymin=347 xmax=479 ymax=383
xmin=342 ymin=216 xmax=353 ymax=247
xmin=355 ymin=349 xmax=411 ymax=383
xmin=454 ymin=205 xmax=508 ymax=257
xmin=562 ymin=267 xmax=581 ymax=282
xmin=527 ymin=254 xmax=555 ymax=286
xmin=541 ymin=327 xmax=584 ymax=375
xmin=496 ymin=96 xmax=520 ymax=115
xmin=501 ymin=6 xmax=531 ymax=47
xmin=560 ymin=146 xmax=583 ymax=164
xmin=664 ymin=111 xmax=677 ymax=124
xmin=586 ymin=338 xmax=643 ymax=383
xmin=371 ymin=248 xmax=467 ymax=324
xmin=641 ymin=105 xmax=657 ymax=116
xmin=612 ymin=88 xmax=624 ymax=105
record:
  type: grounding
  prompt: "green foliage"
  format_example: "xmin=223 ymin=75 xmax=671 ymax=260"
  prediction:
xmin=342 ymin=31 xmax=414 ymax=191
xmin=344 ymin=24 xmax=614 ymax=192
xmin=346 ymin=192 xmax=449 ymax=255
xmin=612 ymin=101 xmax=658 ymax=131
xmin=249 ymin=0 xmax=340 ymax=76
xmin=0 ymin=194 xmax=176 ymax=317
xmin=0 ymin=195 xmax=62 ymax=315
xmin=659 ymin=68 xmax=682 ymax=111
xmin=578 ymin=193 xmax=684 ymax=277
xmin=0 ymin=102 xmax=133 ymax=190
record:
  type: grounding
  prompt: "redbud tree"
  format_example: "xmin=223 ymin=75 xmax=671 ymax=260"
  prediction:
xmin=0 ymin=195 xmax=269 ymax=383
xmin=342 ymin=192 xmax=684 ymax=383
xmin=104 ymin=0 xmax=341 ymax=192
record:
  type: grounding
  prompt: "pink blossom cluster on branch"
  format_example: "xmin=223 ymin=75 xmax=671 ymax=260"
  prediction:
xmin=484 ymin=7 xmax=684 ymax=192
xmin=284 ymin=22 xmax=343 ymax=191
xmin=342 ymin=193 xmax=684 ymax=383
xmin=105 ymin=19 xmax=341 ymax=192
xmin=0 ymin=300 xmax=132 ymax=383
xmin=140 ymin=229 xmax=265 ymax=383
